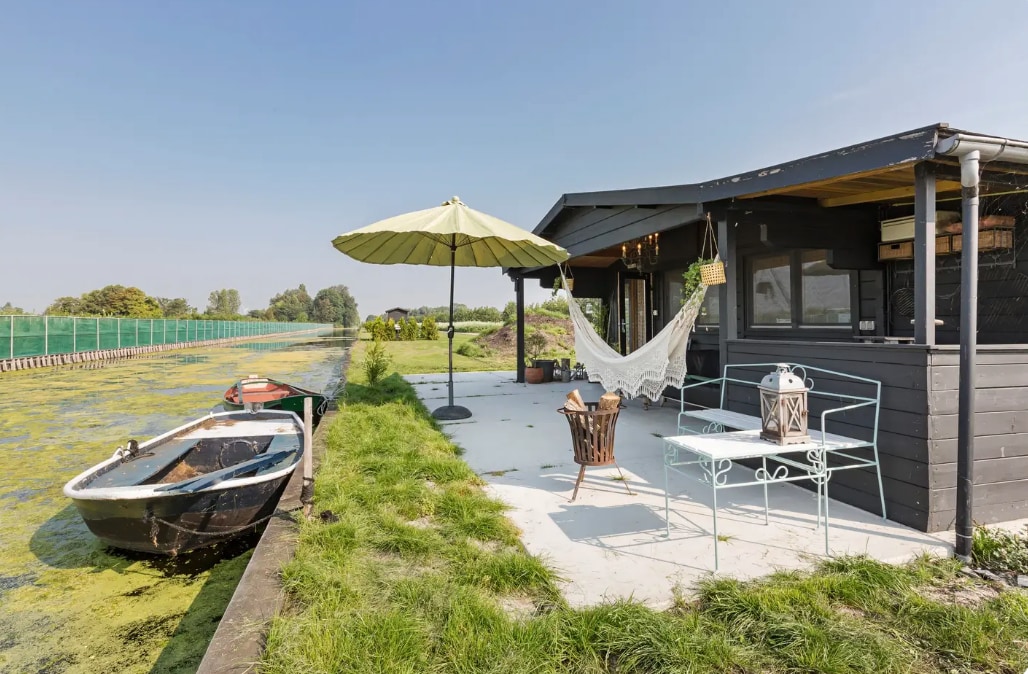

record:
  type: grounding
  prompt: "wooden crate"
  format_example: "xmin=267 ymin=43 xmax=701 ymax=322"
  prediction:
xmin=878 ymin=241 xmax=913 ymax=261
xmin=952 ymin=229 xmax=1015 ymax=252
xmin=936 ymin=234 xmax=953 ymax=255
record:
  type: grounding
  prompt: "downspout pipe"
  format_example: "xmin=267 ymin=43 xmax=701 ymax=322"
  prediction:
xmin=934 ymin=132 xmax=1028 ymax=561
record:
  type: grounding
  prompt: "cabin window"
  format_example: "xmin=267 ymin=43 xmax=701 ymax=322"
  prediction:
xmin=751 ymin=254 xmax=792 ymax=326
xmin=800 ymin=250 xmax=852 ymax=325
xmin=748 ymin=250 xmax=853 ymax=328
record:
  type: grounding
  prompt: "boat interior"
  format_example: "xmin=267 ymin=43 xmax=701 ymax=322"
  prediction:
xmin=225 ymin=379 xmax=294 ymax=404
xmin=79 ymin=417 xmax=303 ymax=491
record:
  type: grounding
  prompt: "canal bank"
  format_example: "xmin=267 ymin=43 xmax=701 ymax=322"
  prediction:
xmin=0 ymin=332 xmax=350 ymax=674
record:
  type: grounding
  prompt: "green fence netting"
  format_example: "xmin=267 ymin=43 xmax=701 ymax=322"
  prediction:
xmin=0 ymin=316 xmax=329 ymax=360
xmin=0 ymin=317 xmax=11 ymax=360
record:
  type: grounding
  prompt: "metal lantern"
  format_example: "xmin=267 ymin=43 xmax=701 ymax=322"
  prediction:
xmin=758 ymin=363 xmax=810 ymax=445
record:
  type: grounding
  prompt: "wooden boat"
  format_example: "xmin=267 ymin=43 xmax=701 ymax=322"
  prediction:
xmin=63 ymin=410 xmax=304 ymax=555
xmin=223 ymin=375 xmax=328 ymax=427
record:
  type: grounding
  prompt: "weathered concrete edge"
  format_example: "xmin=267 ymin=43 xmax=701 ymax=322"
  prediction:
xmin=196 ymin=351 xmax=348 ymax=674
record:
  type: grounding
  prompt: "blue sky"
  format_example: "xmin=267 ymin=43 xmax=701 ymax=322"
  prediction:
xmin=3 ymin=1 xmax=1028 ymax=316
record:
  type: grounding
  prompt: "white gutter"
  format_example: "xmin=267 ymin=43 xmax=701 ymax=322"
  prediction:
xmin=936 ymin=133 xmax=1028 ymax=163
xmin=934 ymin=132 xmax=1028 ymax=562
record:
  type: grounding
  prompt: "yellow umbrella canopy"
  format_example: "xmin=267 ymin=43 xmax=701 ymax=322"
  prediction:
xmin=332 ymin=197 xmax=568 ymax=420
xmin=332 ymin=196 xmax=568 ymax=267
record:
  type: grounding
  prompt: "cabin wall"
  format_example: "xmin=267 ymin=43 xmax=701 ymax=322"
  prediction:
xmin=926 ymin=346 xmax=1028 ymax=529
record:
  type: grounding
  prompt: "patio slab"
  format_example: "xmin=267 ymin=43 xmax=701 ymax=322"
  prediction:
xmin=408 ymin=371 xmax=956 ymax=608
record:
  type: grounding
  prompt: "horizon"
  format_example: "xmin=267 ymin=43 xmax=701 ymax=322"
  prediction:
xmin=3 ymin=1 xmax=1028 ymax=315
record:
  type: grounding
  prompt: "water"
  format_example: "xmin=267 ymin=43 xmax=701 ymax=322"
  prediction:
xmin=0 ymin=331 xmax=351 ymax=674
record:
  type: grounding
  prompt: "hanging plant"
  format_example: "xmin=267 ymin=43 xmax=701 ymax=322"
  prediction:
xmin=682 ymin=257 xmax=716 ymax=299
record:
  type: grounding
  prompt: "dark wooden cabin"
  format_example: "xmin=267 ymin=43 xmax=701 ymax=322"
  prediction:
xmin=512 ymin=124 xmax=1028 ymax=534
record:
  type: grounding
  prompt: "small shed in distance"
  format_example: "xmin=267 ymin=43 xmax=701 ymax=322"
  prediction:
xmin=383 ymin=307 xmax=409 ymax=322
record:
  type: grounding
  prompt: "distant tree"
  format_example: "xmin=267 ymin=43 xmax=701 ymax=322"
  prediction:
xmin=248 ymin=308 xmax=271 ymax=320
xmin=156 ymin=297 xmax=195 ymax=318
xmin=267 ymin=284 xmax=312 ymax=322
xmin=48 ymin=285 xmax=162 ymax=318
xmin=1 ymin=302 xmax=29 ymax=315
xmin=310 ymin=285 xmax=359 ymax=326
xmin=46 ymin=297 xmax=82 ymax=315
xmin=470 ymin=306 xmax=502 ymax=322
xmin=207 ymin=289 xmax=241 ymax=316
xmin=501 ymin=301 xmax=516 ymax=324
xmin=420 ymin=316 xmax=439 ymax=340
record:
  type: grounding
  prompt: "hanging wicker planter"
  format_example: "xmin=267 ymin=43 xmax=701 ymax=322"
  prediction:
xmin=699 ymin=260 xmax=726 ymax=286
xmin=700 ymin=213 xmax=727 ymax=286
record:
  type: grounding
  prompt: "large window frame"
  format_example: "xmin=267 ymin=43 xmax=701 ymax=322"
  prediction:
xmin=746 ymin=250 xmax=855 ymax=330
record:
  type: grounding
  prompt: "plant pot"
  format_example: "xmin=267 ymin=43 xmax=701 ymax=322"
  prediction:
xmin=525 ymin=367 xmax=544 ymax=384
xmin=534 ymin=359 xmax=556 ymax=383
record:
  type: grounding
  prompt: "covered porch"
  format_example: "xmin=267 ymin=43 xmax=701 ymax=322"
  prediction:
xmin=510 ymin=124 xmax=1028 ymax=540
xmin=409 ymin=371 xmax=954 ymax=607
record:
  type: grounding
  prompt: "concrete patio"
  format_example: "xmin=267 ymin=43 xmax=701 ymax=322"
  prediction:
xmin=408 ymin=371 xmax=955 ymax=608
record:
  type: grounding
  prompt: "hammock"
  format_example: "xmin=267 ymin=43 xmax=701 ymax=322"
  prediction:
xmin=561 ymin=271 xmax=708 ymax=401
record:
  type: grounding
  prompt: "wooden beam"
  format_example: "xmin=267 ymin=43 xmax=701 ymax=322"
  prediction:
xmin=914 ymin=163 xmax=936 ymax=346
xmin=819 ymin=180 xmax=961 ymax=208
xmin=717 ymin=217 xmax=737 ymax=372
xmin=737 ymin=164 xmax=912 ymax=200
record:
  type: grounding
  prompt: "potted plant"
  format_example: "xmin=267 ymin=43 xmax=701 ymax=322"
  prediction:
xmin=524 ymin=331 xmax=547 ymax=384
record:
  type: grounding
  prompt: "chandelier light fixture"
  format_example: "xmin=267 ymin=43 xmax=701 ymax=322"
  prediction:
xmin=621 ymin=233 xmax=660 ymax=269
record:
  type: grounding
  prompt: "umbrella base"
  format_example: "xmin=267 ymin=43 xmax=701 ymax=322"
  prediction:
xmin=431 ymin=405 xmax=472 ymax=421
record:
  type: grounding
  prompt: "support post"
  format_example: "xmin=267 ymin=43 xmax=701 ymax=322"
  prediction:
xmin=914 ymin=162 xmax=937 ymax=345
xmin=955 ymin=150 xmax=980 ymax=562
xmin=717 ymin=216 xmax=737 ymax=371
xmin=44 ymin=315 xmax=49 ymax=355
xmin=302 ymin=396 xmax=314 ymax=520
xmin=515 ymin=273 xmax=526 ymax=383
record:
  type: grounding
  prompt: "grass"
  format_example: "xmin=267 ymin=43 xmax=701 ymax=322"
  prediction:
xmin=352 ymin=335 xmax=515 ymax=377
xmin=262 ymin=367 xmax=1028 ymax=674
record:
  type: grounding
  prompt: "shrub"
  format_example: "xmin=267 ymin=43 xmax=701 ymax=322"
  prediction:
xmin=401 ymin=318 xmax=419 ymax=340
xmin=385 ymin=317 xmax=396 ymax=341
xmin=524 ymin=330 xmax=547 ymax=366
xmin=972 ymin=524 xmax=1028 ymax=573
xmin=367 ymin=316 xmax=389 ymax=342
xmin=455 ymin=341 xmax=484 ymax=358
xmin=362 ymin=339 xmax=391 ymax=385
xmin=420 ymin=316 xmax=439 ymax=340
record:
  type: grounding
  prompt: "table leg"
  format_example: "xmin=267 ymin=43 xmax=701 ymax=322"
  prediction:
xmin=712 ymin=480 xmax=719 ymax=571
xmin=664 ymin=457 xmax=670 ymax=537
xmin=762 ymin=457 xmax=769 ymax=525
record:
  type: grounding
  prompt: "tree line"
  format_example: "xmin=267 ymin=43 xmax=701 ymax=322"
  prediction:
xmin=3 ymin=283 xmax=360 ymax=325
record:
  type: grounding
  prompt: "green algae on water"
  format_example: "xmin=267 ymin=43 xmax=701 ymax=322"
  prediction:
xmin=0 ymin=333 xmax=349 ymax=674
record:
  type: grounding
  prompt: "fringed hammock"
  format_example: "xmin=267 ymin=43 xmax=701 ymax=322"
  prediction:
xmin=560 ymin=269 xmax=710 ymax=401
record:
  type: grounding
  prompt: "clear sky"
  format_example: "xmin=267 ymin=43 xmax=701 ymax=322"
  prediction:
xmin=3 ymin=1 xmax=1028 ymax=316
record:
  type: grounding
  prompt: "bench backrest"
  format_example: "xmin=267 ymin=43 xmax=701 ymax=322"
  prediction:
xmin=716 ymin=362 xmax=881 ymax=440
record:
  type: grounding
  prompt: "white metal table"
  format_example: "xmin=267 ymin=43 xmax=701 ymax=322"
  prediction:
xmin=663 ymin=429 xmax=869 ymax=570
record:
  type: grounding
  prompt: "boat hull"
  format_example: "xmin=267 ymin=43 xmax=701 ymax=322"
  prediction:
xmin=64 ymin=410 xmax=303 ymax=556
xmin=69 ymin=473 xmax=292 ymax=555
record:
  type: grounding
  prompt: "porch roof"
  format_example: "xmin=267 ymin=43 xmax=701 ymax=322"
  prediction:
xmin=532 ymin=124 xmax=1028 ymax=254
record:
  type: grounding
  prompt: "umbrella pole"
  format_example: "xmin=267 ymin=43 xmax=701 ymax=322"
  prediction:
xmin=432 ymin=239 xmax=472 ymax=421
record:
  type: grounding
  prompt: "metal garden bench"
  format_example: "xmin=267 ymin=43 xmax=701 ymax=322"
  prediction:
xmin=663 ymin=362 xmax=887 ymax=569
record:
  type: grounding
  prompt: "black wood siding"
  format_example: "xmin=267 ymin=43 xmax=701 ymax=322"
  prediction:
xmin=926 ymin=346 xmax=1028 ymax=530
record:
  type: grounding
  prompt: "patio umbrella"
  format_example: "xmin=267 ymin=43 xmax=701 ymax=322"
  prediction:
xmin=332 ymin=196 xmax=569 ymax=420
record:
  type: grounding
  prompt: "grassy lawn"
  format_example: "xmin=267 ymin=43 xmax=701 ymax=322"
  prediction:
xmin=261 ymin=366 xmax=1028 ymax=674
xmin=350 ymin=334 xmax=516 ymax=376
